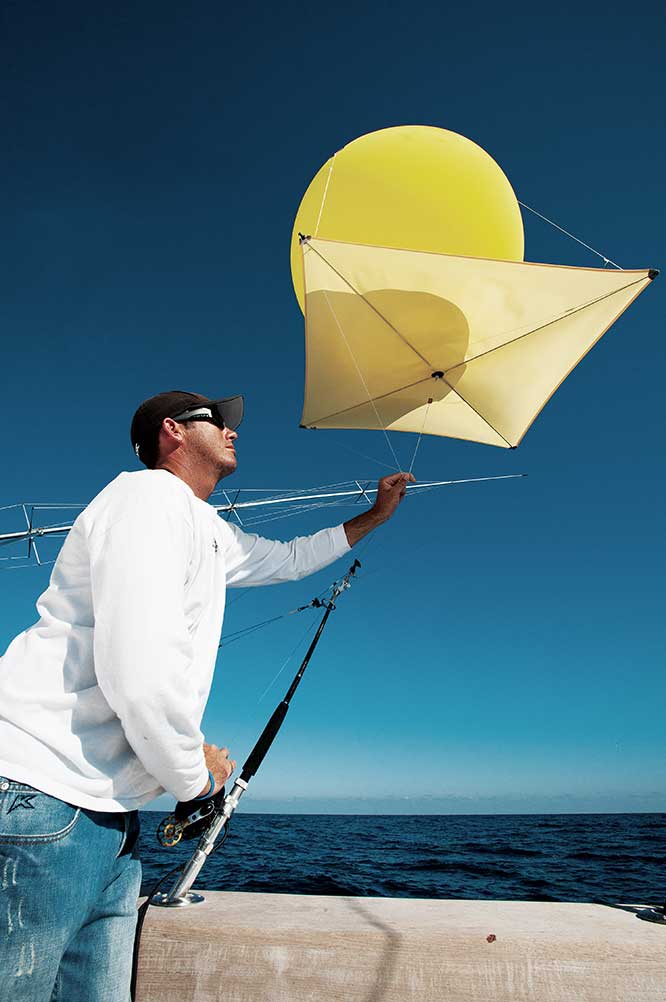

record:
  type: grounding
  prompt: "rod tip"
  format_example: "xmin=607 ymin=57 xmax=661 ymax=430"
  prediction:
xmin=648 ymin=268 xmax=659 ymax=280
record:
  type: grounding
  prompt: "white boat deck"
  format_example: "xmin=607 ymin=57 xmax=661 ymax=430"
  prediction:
xmin=135 ymin=892 xmax=665 ymax=1001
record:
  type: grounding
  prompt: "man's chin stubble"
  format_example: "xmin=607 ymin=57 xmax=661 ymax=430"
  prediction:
xmin=216 ymin=458 xmax=237 ymax=480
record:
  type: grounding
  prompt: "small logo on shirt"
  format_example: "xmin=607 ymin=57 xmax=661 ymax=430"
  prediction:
xmin=7 ymin=793 xmax=37 ymax=814
xmin=213 ymin=539 xmax=219 ymax=554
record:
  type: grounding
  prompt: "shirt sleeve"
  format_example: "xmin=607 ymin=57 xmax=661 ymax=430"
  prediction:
xmin=223 ymin=522 xmax=351 ymax=587
xmin=88 ymin=483 xmax=209 ymax=802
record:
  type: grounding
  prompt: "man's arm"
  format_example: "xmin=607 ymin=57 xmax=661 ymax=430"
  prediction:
xmin=223 ymin=472 xmax=414 ymax=587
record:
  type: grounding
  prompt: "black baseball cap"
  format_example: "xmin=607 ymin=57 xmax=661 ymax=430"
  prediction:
xmin=131 ymin=390 xmax=244 ymax=468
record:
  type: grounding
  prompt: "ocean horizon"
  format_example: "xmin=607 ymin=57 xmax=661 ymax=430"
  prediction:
xmin=138 ymin=811 xmax=665 ymax=906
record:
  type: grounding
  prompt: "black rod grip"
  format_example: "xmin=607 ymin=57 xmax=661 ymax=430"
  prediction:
xmin=240 ymin=701 xmax=289 ymax=782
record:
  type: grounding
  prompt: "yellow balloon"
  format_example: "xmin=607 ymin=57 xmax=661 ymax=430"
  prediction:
xmin=290 ymin=125 xmax=524 ymax=312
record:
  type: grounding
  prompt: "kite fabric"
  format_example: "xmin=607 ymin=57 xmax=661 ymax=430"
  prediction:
xmin=300 ymin=237 xmax=656 ymax=449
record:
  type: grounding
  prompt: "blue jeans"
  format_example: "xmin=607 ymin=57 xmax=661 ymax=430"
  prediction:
xmin=0 ymin=777 xmax=142 ymax=1002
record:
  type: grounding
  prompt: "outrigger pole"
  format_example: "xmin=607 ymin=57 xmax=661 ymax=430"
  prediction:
xmin=0 ymin=475 xmax=525 ymax=550
xmin=150 ymin=558 xmax=362 ymax=908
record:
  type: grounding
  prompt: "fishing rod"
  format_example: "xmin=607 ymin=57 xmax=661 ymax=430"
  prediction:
xmin=149 ymin=557 xmax=361 ymax=908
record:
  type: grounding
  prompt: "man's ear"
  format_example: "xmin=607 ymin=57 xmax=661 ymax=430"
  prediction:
xmin=156 ymin=417 xmax=186 ymax=461
xmin=161 ymin=418 xmax=179 ymax=438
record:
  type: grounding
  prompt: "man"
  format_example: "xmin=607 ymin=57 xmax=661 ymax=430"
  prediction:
xmin=0 ymin=389 xmax=413 ymax=1001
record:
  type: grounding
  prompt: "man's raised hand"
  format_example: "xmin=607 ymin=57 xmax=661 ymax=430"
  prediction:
xmin=372 ymin=472 xmax=416 ymax=523
xmin=343 ymin=472 xmax=415 ymax=547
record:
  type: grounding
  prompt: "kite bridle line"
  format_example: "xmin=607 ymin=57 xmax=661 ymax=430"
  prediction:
xmin=408 ymin=384 xmax=439 ymax=476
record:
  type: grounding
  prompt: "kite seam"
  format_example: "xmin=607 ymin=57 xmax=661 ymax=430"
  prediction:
xmin=442 ymin=379 xmax=513 ymax=448
xmin=308 ymin=241 xmax=435 ymax=368
xmin=448 ymin=277 xmax=648 ymax=372
xmin=307 ymin=375 xmax=433 ymax=426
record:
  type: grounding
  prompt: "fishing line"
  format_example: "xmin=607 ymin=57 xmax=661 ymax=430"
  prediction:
xmin=226 ymin=588 xmax=251 ymax=608
xmin=256 ymin=614 xmax=321 ymax=703
xmin=219 ymin=611 xmax=301 ymax=648
xmin=219 ymin=589 xmax=330 ymax=649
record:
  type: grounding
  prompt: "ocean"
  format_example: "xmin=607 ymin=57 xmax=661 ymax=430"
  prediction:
xmin=138 ymin=811 xmax=665 ymax=904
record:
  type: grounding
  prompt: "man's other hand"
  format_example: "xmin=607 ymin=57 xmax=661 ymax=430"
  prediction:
xmin=200 ymin=742 xmax=237 ymax=796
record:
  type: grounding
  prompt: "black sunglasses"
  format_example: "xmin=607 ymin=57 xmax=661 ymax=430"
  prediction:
xmin=174 ymin=410 xmax=225 ymax=430
xmin=171 ymin=400 xmax=242 ymax=432
xmin=171 ymin=404 xmax=239 ymax=432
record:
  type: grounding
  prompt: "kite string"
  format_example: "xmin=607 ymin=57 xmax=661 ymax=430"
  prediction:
xmin=407 ymin=396 xmax=433 ymax=476
xmin=314 ymin=153 xmax=337 ymax=237
xmin=322 ymin=289 xmax=403 ymax=472
xmin=518 ymin=200 xmax=622 ymax=270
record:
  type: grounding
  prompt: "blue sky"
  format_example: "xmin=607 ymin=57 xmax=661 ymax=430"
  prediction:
xmin=1 ymin=3 xmax=664 ymax=813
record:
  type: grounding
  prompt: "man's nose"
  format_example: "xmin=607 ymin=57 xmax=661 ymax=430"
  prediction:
xmin=225 ymin=426 xmax=238 ymax=441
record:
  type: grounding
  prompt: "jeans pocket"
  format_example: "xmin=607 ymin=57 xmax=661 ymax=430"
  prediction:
xmin=0 ymin=778 xmax=80 ymax=844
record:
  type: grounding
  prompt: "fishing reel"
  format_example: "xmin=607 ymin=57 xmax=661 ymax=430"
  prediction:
xmin=156 ymin=787 xmax=226 ymax=847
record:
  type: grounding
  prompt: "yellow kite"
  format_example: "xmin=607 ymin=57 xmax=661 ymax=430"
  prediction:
xmin=291 ymin=127 xmax=657 ymax=449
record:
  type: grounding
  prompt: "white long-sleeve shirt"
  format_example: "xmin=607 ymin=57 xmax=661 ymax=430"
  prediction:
xmin=0 ymin=470 xmax=350 ymax=811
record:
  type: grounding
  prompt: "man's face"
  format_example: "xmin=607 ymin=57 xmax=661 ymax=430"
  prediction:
xmin=183 ymin=418 xmax=238 ymax=480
